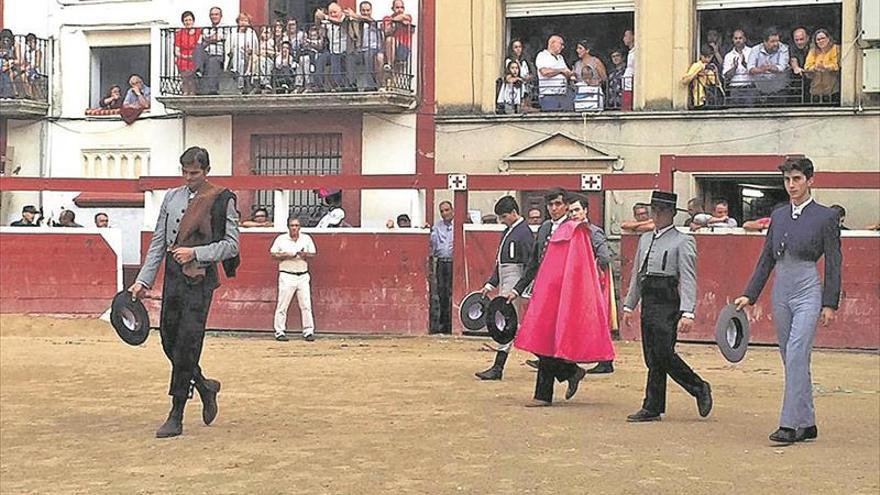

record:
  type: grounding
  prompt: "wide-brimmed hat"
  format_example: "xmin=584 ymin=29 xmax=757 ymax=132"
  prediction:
xmin=714 ymin=303 xmax=750 ymax=363
xmin=110 ymin=290 xmax=150 ymax=346
xmin=650 ymin=190 xmax=678 ymax=209
xmin=459 ymin=291 xmax=491 ymax=331
xmin=485 ymin=296 xmax=518 ymax=345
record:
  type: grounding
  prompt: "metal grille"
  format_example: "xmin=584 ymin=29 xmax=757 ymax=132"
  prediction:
xmin=251 ymin=133 xmax=342 ymax=226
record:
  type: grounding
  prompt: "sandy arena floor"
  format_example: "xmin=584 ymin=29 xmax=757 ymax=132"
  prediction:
xmin=1 ymin=314 xmax=878 ymax=495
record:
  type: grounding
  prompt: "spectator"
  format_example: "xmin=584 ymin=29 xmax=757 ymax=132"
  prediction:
xmin=10 ymin=205 xmax=40 ymax=226
xmin=316 ymin=188 xmax=347 ymax=228
xmin=527 ymin=207 xmax=544 ymax=226
xmin=385 ymin=219 xmax=396 ymax=229
xmin=606 ymin=47 xmax=626 ymax=109
xmin=283 ymin=18 xmax=306 ymax=50
xmin=572 ymin=39 xmax=606 ymax=110
xmin=682 ymin=44 xmax=723 ymax=109
xmin=704 ymin=29 xmax=727 ymax=70
xmin=347 ymin=1 xmax=384 ymax=91
xmin=621 ymin=29 xmax=635 ymax=111
xmin=743 ymin=216 xmax=772 ymax=232
xmin=299 ymin=24 xmax=324 ymax=91
xmin=254 ymin=26 xmax=276 ymax=93
xmin=747 ymin=26 xmax=790 ymax=104
xmin=175 ymin=11 xmax=201 ymax=96
xmin=505 ymin=39 xmax=534 ymax=111
xmin=723 ymin=29 xmax=753 ymax=106
xmin=0 ymin=29 xmax=17 ymax=98
xmin=396 ymin=213 xmax=412 ymax=228
xmin=620 ymin=202 xmax=654 ymax=233
xmin=229 ymin=12 xmax=258 ymax=94
xmin=683 ymin=198 xmax=705 ymax=228
xmin=270 ymin=216 xmax=317 ymax=342
xmin=496 ymin=60 xmax=525 ymax=114
xmin=429 ymin=201 xmax=454 ymax=333
xmin=789 ymin=27 xmax=811 ymax=102
xmin=94 ymin=212 xmax=110 ymax=228
xmin=19 ymin=33 xmax=43 ymax=99
xmin=804 ymin=29 xmax=840 ymax=102
xmin=535 ymin=34 xmax=573 ymax=112
xmin=123 ymin=74 xmax=151 ymax=109
xmin=315 ymin=2 xmax=356 ymax=91
xmin=706 ymin=200 xmax=738 ymax=228
xmin=197 ymin=6 xmax=227 ymax=95
xmin=240 ymin=208 xmax=273 ymax=227
xmin=481 ymin=214 xmax=499 ymax=224
xmin=99 ymin=85 xmax=123 ymax=109
xmin=55 ymin=209 xmax=83 ymax=228
xmin=272 ymin=19 xmax=286 ymax=51
xmin=382 ymin=0 xmax=413 ymax=85
xmin=830 ymin=204 xmax=848 ymax=230
xmin=273 ymin=41 xmax=298 ymax=93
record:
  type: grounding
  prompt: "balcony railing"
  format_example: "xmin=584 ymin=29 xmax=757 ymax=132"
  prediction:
xmin=688 ymin=74 xmax=839 ymax=110
xmin=159 ymin=21 xmax=414 ymax=100
xmin=0 ymin=34 xmax=51 ymax=116
xmin=496 ymin=75 xmax=632 ymax=114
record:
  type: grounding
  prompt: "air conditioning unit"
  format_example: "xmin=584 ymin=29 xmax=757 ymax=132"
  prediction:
xmin=864 ymin=48 xmax=880 ymax=93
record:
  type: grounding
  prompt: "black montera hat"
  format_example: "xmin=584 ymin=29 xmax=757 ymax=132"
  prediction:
xmin=459 ymin=291 xmax=491 ymax=331
xmin=110 ymin=290 xmax=150 ymax=346
xmin=486 ymin=296 xmax=518 ymax=345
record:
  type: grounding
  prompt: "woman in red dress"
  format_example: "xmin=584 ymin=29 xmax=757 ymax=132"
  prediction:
xmin=174 ymin=11 xmax=202 ymax=95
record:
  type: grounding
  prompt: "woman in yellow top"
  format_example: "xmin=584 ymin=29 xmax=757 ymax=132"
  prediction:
xmin=804 ymin=28 xmax=840 ymax=99
xmin=682 ymin=45 xmax=723 ymax=109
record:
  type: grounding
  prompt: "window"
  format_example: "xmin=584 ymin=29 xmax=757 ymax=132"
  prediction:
xmin=250 ymin=133 xmax=342 ymax=226
xmin=696 ymin=176 xmax=788 ymax=223
xmin=694 ymin=3 xmax=842 ymax=109
xmin=89 ymin=45 xmax=151 ymax=109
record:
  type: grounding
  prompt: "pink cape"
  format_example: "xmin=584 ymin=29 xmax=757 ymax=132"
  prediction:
xmin=514 ymin=220 xmax=615 ymax=363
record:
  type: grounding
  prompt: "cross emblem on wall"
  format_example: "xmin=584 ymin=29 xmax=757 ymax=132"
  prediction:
xmin=581 ymin=174 xmax=603 ymax=191
xmin=448 ymin=174 xmax=468 ymax=191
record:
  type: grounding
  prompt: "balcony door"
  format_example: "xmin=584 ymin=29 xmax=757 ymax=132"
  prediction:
xmin=268 ymin=0 xmax=327 ymax=23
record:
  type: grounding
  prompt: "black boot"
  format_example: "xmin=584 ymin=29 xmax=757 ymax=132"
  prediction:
xmin=586 ymin=361 xmax=614 ymax=374
xmin=475 ymin=351 xmax=508 ymax=380
xmin=195 ymin=378 xmax=221 ymax=426
xmin=156 ymin=396 xmax=186 ymax=438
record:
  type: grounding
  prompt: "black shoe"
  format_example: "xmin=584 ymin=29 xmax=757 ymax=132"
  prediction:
xmin=275 ymin=334 xmax=289 ymax=342
xmin=769 ymin=427 xmax=797 ymax=444
xmin=525 ymin=359 xmax=539 ymax=370
xmin=586 ymin=361 xmax=614 ymax=374
xmin=156 ymin=415 xmax=183 ymax=438
xmin=565 ymin=367 xmax=587 ymax=400
xmin=796 ymin=425 xmax=818 ymax=442
xmin=626 ymin=408 xmax=661 ymax=423
xmin=696 ymin=382 xmax=713 ymax=418
xmin=303 ymin=334 xmax=315 ymax=342
xmin=196 ymin=378 xmax=221 ymax=426
xmin=475 ymin=365 xmax=503 ymax=380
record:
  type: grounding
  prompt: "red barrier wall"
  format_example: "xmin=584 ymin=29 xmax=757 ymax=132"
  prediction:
xmin=0 ymin=231 xmax=119 ymax=315
xmin=140 ymin=230 xmax=430 ymax=334
xmin=619 ymin=232 xmax=880 ymax=349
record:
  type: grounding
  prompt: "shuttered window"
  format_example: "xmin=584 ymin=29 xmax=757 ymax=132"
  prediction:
xmin=696 ymin=0 xmax=840 ymax=10
xmin=505 ymin=0 xmax=634 ymax=18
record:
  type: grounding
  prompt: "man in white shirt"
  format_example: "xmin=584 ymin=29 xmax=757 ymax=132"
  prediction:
xmin=535 ymin=34 xmax=573 ymax=111
xmin=723 ymin=29 xmax=753 ymax=106
xmin=622 ymin=29 xmax=635 ymax=111
xmin=270 ymin=216 xmax=318 ymax=341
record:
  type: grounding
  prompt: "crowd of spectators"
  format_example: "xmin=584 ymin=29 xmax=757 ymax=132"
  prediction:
xmin=167 ymin=2 xmax=414 ymax=96
xmin=8 ymin=206 xmax=111 ymax=228
xmin=0 ymin=29 xmax=46 ymax=100
xmin=88 ymin=74 xmax=151 ymax=123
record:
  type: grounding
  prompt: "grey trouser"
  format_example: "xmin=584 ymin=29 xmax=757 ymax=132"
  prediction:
xmin=496 ymin=263 xmax=523 ymax=353
xmin=771 ymin=257 xmax=822 ymax=429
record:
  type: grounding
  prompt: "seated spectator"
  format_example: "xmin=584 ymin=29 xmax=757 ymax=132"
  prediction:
xmin=743 ymin=217 xmax=772 ymax=232
xmin=505 ymin=39 xmax=534 ymax=111
xmin=606 ymin=48 xmax=626 ymax=109
xmin=481 ymin=214 xmax=498 ymax=224
xmin=382 ymin=0 xmax=413 ymax=81
xmin=315 ymin=3 xmax=356 ymax=91
xmin=527 ymin=207 xmax=543 ymax=226
xmin=804 ymin=29 xmax=840 ymax=102
xmin=19 ymin=33 xmax=43 ymax=99
xmin=123 ymin=74 xmax=151 ymax=109
xmin=94 ymin=212 xmax=110 ymax=228
xmin=10 ymin=205 xmax=40 ymax=226
xmin=705 ymin=200 xmax=737 ymax=228
xmin=788 ymin=27 xmax=811 ymax=102
xmin=316 ymin=188 xmax=347 ymax=228
xmin=99 ymin=85 xmax=123 ymax=109
xmin=747 ymin=27 xmax=790 ymax=104
xmin=240 ymin=208 xmax=273 ymax=227
xmin=830 ymin=204 xmax=848 ymax=230
xmin=175 ymin=11 xmax=201 ymax=96
xmin=683 ymin=197 xmax=705 ymax=228
xmin=723 ymin=29 xmax=753 ymax=106
xmin=55 ymin=209 xmax=83 ymax=227
xmin=496 ymin=60 xmax=525 ymax=114
xmin=273 ymin=41 xmax=298 ymax=93
xmin=572 ymin=39 xmax=606 ymax=110
xmin=396 ymin=214 xmax=412 ymax=228
xmin=0 ymin=29 xmax=17 ymax=98
xmin=385 ymin=219 xmax=396 ymax=229
xmin=866 ymin=222 xmax=880 ymax=231
xmin=620 ymin=203 xmax=655 ymax=233
xmin=682 ymin=44 xmax=723 ymax=109
xmin=255 ymin=26 xmax=276 ymax=93
xmin=536 ymin=34 xmax=573 ymax=112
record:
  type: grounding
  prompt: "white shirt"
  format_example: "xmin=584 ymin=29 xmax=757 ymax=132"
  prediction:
xmin=722 ymin=46 xmax=752 ymax=87
xmin=317 ymin=207 xmax=346 ymax=228
xmin=536 ymin=49 xmax=568 ymax=96
xmin=270 ymin=233 xmax=317 ymax=273
xmin=791 ymin=197 xmax=814 ymax=219
xmin=623 ymin=45 xmax=636 ymax=90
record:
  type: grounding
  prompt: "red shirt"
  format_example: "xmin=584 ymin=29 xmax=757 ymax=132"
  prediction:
xmin=383 ymin=16 xmax=412 ymax=47
xmin=174 ymin=28 xmax=202 ymax=71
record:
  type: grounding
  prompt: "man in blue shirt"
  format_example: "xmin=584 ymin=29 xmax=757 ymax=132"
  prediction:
xmin=429 ymin=201 xmax=454 ymax=333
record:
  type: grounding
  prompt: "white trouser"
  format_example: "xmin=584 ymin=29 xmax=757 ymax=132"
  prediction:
xmin=274 ymin=272 xmax=314 ymax=336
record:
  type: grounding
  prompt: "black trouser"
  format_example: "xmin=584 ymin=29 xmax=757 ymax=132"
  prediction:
xmin=535 ymin=356 xmax=579 ymax=402
xmin=639 ymin=276 xmax=705 ymax=414
xmin=430 ymin=258 xmax=452 ymax=333
xmin=159 ymin=259 xmax=217 ymax=398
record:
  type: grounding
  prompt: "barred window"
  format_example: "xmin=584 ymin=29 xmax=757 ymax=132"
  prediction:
xmin=250 ymin=133 xmax=342 ymax=226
